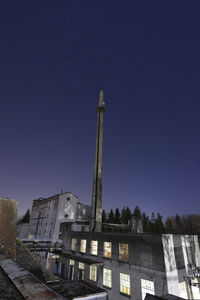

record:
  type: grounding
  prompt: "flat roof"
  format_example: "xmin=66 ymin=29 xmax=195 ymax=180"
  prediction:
xmin=48 ymin=280 xmax=107 ymax=300
xmin=0 ymin=256 xmax=61 ymax=299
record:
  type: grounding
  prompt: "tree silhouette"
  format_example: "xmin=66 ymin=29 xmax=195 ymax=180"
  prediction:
xmin=18 ymin=209 xmax=30 ymax=224
xmin=142 ymin=212 xmax=150 ymax=232
xmin=114 ymin=208 xmax=121 ymax=224
xmin=175 ymin=214 xmax=182 ymax=234
xmin=102 ymin=209 xmax=107 ymax=223
xmin=165 ymin=218 xmax=173 ymax=233
xmin=108 ymin=209 xmax=115 ymax=223
xmin=155 ymin=213 xmax=165 ymax=233
xmin=133 ymin=206 xmax=142 ymax=219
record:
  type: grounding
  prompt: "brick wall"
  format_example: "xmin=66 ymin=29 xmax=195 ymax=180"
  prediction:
xmin=0 ymin=199 xmax=17 ymax=259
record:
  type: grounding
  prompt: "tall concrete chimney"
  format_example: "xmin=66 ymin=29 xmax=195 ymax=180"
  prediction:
xmin=90 ymin=90 xmax=105 ymax=232
xmin=0 ymin=198 xmax=18 ymax=259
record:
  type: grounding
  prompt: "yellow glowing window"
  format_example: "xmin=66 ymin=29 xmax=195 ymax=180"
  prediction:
xmin=70 ymin=259 xmax=75 ymax=266
xmin=79 ymin=262 xmax=85 ymax=269
xmin=89 ymin=265 xmax=97 ymax=281
xmin=119 ymin=243 xmax=129 ymax=261
xmin=104 ymin=242 xmax=112 ymax=258
xmin=120 ymin=273 xmax=131 ymax=296
xmin=91 ymin=240 xmax=98 ymax=255
xmin=103 ymin=268 xmax=112 ymax=288
xmin=80 ymin=239 xmax=86 ymax=253
xmin=78 ymin=262 xmax=85 ymax=280
xmin=71 ymin=238 xmax=77 ymax=251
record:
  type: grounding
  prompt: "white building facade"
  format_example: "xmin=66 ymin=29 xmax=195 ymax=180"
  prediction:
xmin=28 ymin=192 xmax=90 ymax=240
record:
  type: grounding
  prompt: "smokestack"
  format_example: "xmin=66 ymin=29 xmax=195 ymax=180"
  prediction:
xmin=90 ymin=90 xmax=105 ymax=232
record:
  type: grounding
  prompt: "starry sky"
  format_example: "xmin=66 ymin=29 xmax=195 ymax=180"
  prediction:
xmin=1 ymin=1 xmax=200 ymax=219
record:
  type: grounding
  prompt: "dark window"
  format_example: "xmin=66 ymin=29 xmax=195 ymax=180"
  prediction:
xmin=174 ymin=247 xmax=184 ymax=269
xmin=67 ymin=197 xmax=70 ymax=201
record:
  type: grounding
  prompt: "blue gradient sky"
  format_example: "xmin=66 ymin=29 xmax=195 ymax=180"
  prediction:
xmin=1 ymin=1 xmax=200 ymax=218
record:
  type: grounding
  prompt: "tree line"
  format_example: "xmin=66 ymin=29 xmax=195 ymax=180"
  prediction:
xmin=102 ymin=206 xmax=200 ymax=234
xmin=19 ymin=206 xmax=200 ymax=234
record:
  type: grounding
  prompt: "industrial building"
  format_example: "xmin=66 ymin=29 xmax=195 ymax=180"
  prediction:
xmin=28 ymin=191 xmax=91 ymax=240
xmin=48 ymin=230 xmax=200 ymax=300
xmin=17 ymin=91 xmax=200 ymax=299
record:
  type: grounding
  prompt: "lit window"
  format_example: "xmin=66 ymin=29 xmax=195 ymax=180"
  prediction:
xmin=79 ymin=262 xmax=85 ymax=269
xmin=91 ymin=240 xmax=98 ymax=255
xmin=90 ymin=265 xmax=97 ymax=281
xmin=103 ymin=268 xmax=112 ymax=288
xmin=69 ymin=260 xmax=75 ymax=280
xmin=78 ymin=262 xmax=85 ymax=280
xmin=119 ymin=243 xmax=129 ymax=261
xmin=70 ymin=259 xmax=75 ymax=265
xmin=104 ymin=242 xmax=112 ymax=258
xmin=120 ymin=273 xmax=131 ymax=296
xmin=141 ymin=279 xmax=155 ymax=300
xmin=179 ymin=282 xmax=188 ymax=299
xmin=80 ymin=239 xmax=86 ymax=253
xmin=71 ymin=238 xmax=77 ymax=251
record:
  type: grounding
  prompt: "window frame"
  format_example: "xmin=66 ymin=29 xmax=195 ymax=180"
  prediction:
xmin=119 ymin=243 xmax=129 ymax=261
xmin=120 ymin=272 xmax=131 ymax=296
xmin=71 ymin=238 xmax=77 ymax=251
xmin=103 ymin=268 xmax=112 ymax=288
xmin=91 ymin=240 xmax=98 ymax=255
xmin=104 ymin=241 xmax=112 ymax=259
xmin=89 ymin=265 xmax=97 ymax=282
xmin=141 ymin=278 xmax=155 ymax=300
xmin=80 ymin=239 xmax=87 ymax=253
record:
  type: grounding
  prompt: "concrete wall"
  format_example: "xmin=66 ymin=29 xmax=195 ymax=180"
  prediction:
xmin=17 ymin=223 xmax=29 ymax=239
xmin=0 ymin=265 xmax=24 ymax=299
xmin=28 ymin=195 xmax=59 ymax=239
xmin=28 ymin=192 xmax=91 ymax=240
xmin=58 ymin=232 xmax=168 ymax=300
xmin=58 ymin=232 xmax=200 ymax=300
xmin=0 ymin=198 xmax=17 ymax=259
xmin=76 ymin=203 xmax=91 ymax=221
xmin=53 ymin=193 xmax=78 ymax=240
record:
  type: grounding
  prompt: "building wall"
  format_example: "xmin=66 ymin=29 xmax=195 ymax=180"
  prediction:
xmin=56 ymin=231 xmax=200 ymax=300
xmin=56 ymin=231 xmax=168 ymax=300
xmin=28 ymin=192 xmax=90 ymax=240
xmin=17 ymin=223 xmax=29 ymax=239
xmin=53 ymin=193 xmax=78 ymax=240
xmin=28 ymin=195 xmax=59 ymax=239
xmin=0 ymin=198 xmax=17 ymax=259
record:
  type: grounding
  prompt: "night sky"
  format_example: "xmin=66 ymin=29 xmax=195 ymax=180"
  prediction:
xmin=1 ymin=1 xmax=200 ymax=219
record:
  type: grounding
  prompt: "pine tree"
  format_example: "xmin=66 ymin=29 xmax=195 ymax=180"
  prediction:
xmin=121 ymin=207 xmax=132 ymax=224
xmin=114 ymin=208 xmax=121 ymax=224
xmin=175 ymin=214 xmax=182 ymax=234
xmin=108 ymin=209 xmax=115 ymax=223
xmin=121 ymin=207 xmax=127 ymax=224
xmin=125 ymin=207 xmax=132 ymax=224
xmin=165 ymin=218 xmax=173 ymax=233
xmin=155 ymin=213 xmax=165 ymax=233
xmin=150 ymin=212 xmax=156 ymax=233
xmin=102 ymin=209 xmax=107 ymax=223
xmin=133 ymin=206 xmax=141 ymax=219
xmin=18 ymin=209 xmax=30 ymax=224
xmin=142 ymin=212 xmax=150 ymax=232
